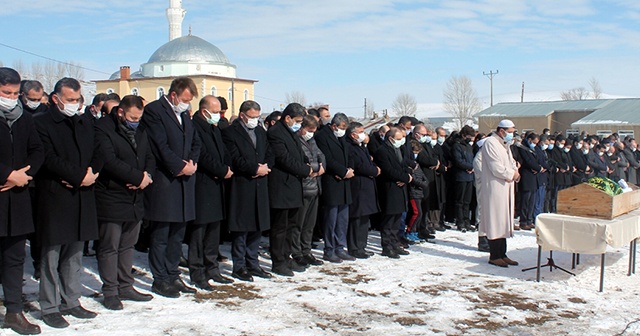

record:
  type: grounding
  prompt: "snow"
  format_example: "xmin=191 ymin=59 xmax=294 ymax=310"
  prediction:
xmin=15 ymin=228 xmax=640 ymax=335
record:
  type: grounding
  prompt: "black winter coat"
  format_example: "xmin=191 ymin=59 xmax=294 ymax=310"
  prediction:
xmin=516 ymin=141 xmax=541 ymax=192
xmin=267 ymin=120 xmax=310 ymax=209
xmin=315 ymin=126 xmax=352 ymax=206
xmin=94 ymin=112 xmax=155 ymax=223
xmin=550 ymin=147 xmax=573 ymax=187
xmin=222 ymin=119 xmax=274 ymax=232
xmin=415 ymin=142 xmax=439 ymax=201
xmin=193 ymin=113 xmax=230 ymax=224
xmin=298 ymin=135 xmax=325 ymax=197
xmin=34 ymin=107 xmax=99 ymax=245
xmin=347 ymin=137 xmax=380 ymax=218
xmin=409 ymin=166 xmax=429 ymax=199
xmin=374 ymin=142 xmax=411 ymax=215
xmin=0 ymin=111 xmax=43 ymax=237
xmin=570 ymin=147 xmax=590 ymax=184
xmin=622 ymin=148 xmax=640 ymax=185
xmin=452 ymin=140 xmax=475 ymax=182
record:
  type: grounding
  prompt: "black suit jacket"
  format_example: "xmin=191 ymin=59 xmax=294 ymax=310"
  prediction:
xmin=34 ymin=107 xmax=98 ymax=245
xmin=314 ymin=126 xmax=352 ymax=206
xmin=374 ymin=142 xmax=411 ymax=215
xmin=222 ymin=119 xmax=274 ymax=232
xmin=140 ymin=96 xmax=201 ymax=223
xmin=193 ymin=112 xmax=230 ymax=224
xmin=347 ymin=137 xmax=380 ymax=218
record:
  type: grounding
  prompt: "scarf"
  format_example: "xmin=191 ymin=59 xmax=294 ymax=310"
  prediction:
xmin=118 ymin=119 xmax=137 ymax=149
xmin=0 ymin=103 xmax=24 ymax=128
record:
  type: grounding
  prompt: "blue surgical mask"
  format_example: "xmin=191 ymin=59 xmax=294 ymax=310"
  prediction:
xmin=529 ymin=143 xmax=536 ymax=150
xmin=548 ymin=144 xmax=555 ymax=150
xmin=504 ymin=132 xmax=514 ymax=143
xmin=290 ymin=122 xmax=302 ymax=133
xmin=204 ymin=110 xmax=220 ymax=125
xmin=125 ymin=120 xmax=139 ymax=130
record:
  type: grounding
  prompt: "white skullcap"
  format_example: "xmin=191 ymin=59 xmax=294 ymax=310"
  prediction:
xmin=498 ymin=119 xmax=515 ymax=128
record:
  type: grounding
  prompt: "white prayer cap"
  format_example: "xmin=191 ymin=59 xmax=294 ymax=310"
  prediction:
xmin=497 ymin=119 xmax=515 ymax=128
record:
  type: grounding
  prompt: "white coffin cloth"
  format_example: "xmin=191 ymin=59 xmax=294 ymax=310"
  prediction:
xmin=535 ymin=210 xmax=640 ymax=254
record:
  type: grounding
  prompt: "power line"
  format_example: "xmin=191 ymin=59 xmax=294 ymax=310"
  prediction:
xmin=0 ymin=42 xmax=112 ymax=75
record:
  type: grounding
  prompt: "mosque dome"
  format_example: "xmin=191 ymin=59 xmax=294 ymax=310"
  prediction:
xmin=147 ymin=35 xmax=232 ymax=65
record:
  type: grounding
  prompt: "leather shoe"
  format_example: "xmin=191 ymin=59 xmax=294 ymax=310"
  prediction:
xmin=231 ymin=268 xmax=254 ymax=282
xmin=293 ymin=256 xmax=310 ymax=268
xmin=3 ymin=312 xmax=41 ymax=334
xmin=336 ymin=251 xmax=356 ymax=261
xmin=289 ymin=260 xmax=306 ymax=272
xmin=61 ymin=305 xmax=97 ymax=319
xmin=152 ymin=281 xmax=180 ymax=298
xmin=304 ymin=254 xmax=324 ymax=266
xmin=248 ymin=267 xmax=272 ymax=279
xmin=502 ymin=257 xmax=519 ymax=266
xmin=322 ymin=254 xmax=342 ymax=263
xmin=103 ymin=296 xmax=123 ymax=310
xmin=210 ymin=272 xmax=234 ymax=284
xmin=41 ymin=313 xmax=68 ymax=329
xmin=193 ymin=280 xmax=214 ymax=291
xmin=489 ymin=259 xmax=509 ymax=268
xmin=217 ymin=254 xmax=229 ymax=262
xmin=119 ymin=288 xmax=153 ymax=302
xmin=349 ymin=251 xmax=370 ymax=259
xmin=173 ymin=278 xmax=196 ymax=294
xmin=381 ymin=249 xmax=400 ymax=259
xmin=364 ymin=251 xmax=375 ymax=257
xmin=394 ymin=247 xmax=410 ymax=255
xmin=272 ymin=266 xmax=294 ymax=277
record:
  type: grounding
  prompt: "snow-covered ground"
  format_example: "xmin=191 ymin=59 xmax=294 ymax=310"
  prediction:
xmin=14 ymin=228 xmax=640 ymax=335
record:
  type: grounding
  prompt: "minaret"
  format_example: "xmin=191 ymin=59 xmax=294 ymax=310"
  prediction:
xmin=167 ymin=0 xmax=186 ymax=41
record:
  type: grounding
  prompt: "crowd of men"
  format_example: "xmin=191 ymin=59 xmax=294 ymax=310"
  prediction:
xmin=0 ymin=65 xmax=635 ymax=334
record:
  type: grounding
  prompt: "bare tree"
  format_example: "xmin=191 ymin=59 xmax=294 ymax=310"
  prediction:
xmin=391 ymin=93 xmax=417 ymax=117
xmin=67 ymin=61 xmax=85 ymax=80
xmin=12 ymin=60 xmax=29 ymax=79
xmin=365 ymin=99 xmax=375 ymax=119
xmin=42 ymin=60 xmax=59 ymax=92
xmin=284 ymin=91 xmax=307 ymax=106
xmin=560 ymin=87 xmax=589 ymax=100
xmin=589 ymin=77 xmax=602 ymax=99
xmin=31 ymin=61 xmax=44 ymax=84
xmin=443 ymin=75 xmax=482 ymax=130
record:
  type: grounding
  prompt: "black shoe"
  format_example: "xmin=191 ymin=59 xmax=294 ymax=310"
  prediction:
xmin=179 ymin=255 xmax=188 ymax=268
xmin=293 ymin=256 xmax=310 ymax=268
xmin=289 ymin=260 xmax=306 ymax=272
xmin=272 ymin=266 xmax=294 ymax=277
xmin=61 ymin=305 xmax=97 ymax=319
xmin=336 ymin=251 xmax=356 ymax=261
xmin=3 ymin=312 xmax=41 ymax=335
xmin=217 ymin=254 xmax=229 ymax=262
xmin=173 ymin=278 xmax=196 ymax=294
xmin=103 ymin=296 xmax=123 ymax=310
xmin=364 ymin=251 xmax=375 ymax=257
xmin=210 ymin=272 xmax=234 ymax=284
xmin=151 ymin=281 xmax=180 ymax=298
xmin=193 ymin=280 xmax=214 ymax=291
xmin=457 ymin=225 xmax=467 ymax=233
xmin=435 ymin=225 xmax=446 ymax=232
xmin=466 ymin=225 xmax=477 ymax=232
xmin=381 ymin=250 xmax=400 ymax=259
xmin=231 ymin=268 xmax=254 ymax=282
xmin=394 ymin=247 xmax=410 ymax=255
xmin=304 ymin=254 xmax=324 ymax=266
xmin=349 ymin=251 xmax=370 ymax=259
xmin=119 ymin=288 xmax=153 ymax=302
xmin=428 ymin=227 xmax=436 ymax=235
xmin=41 ymin=313 xmax=68 ymax=329
xmin=248 ymin=267 xmax=272 ymax=279
xmin=33 ymin=268 xmax=40 ymax=281
xmin=322 ymin=254 xmax=342 ymax=263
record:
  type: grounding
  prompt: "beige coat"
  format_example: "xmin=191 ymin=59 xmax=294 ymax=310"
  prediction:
xmin=473 ymin=150 xmax=485 ymax=235
xmin=479 ymin=134 xmax=516 ymax=240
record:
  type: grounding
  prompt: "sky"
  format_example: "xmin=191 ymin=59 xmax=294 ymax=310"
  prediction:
xmin=1 ymin=0 xmax=639 ymax=118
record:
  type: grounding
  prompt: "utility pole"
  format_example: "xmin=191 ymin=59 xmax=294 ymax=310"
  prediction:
xmin=364 ymin=98 xmax=367 ymax=118
xmin=521 ymin=81 xmax=525 ymax=103
xmin=483 ymin=70 xmax=499 ymax=106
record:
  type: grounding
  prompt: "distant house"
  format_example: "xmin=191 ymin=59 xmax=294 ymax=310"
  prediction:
xmin=475 ymin=99 xmax=640 ymax=138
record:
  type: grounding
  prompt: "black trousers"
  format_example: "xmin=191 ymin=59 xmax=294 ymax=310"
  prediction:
xmin=380 ymin=214 xmax=402 ymax=252
xmin=488 ymin=238 xmax=507 ymax=260
xmin=97 ymin=221 xmax=141 ymax=297
xmin=270 ymin=207 xmax=300 ymax=269
xmin=1 ymin=235 xmax=27 ymax=313
xmin=188 ymin=221 xmax=221 ymax=283
xmin=148 ymin=221 xmax=187 ymax=283
xmin=347 ymin=215 xmax=370 ymax=254
xmin=455 ymin=181 xmax=473 ymax=226
xmin=231 ymin=230 xmax=262 ymax=272
xmin=291 ymin=195 xmax=319 ymax=258
xmin=519 ymin=189 xmax=536 ymax=225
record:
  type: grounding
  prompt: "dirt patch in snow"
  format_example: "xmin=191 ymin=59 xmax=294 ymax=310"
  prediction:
xmin=194 ymin=283 xmax=262 ymax=303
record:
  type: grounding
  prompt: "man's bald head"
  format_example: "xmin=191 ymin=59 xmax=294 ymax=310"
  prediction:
xmin=199 ymin=95 xmax=221 ymax=112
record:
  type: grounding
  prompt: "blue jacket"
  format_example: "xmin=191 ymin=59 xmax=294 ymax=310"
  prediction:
xmin=452 ymin=140 xmax=474 ymax=182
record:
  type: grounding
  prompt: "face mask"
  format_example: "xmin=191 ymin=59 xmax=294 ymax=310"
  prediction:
xmin=411 ymin=126 xmax=415 ymax=132
xmin=437 ymin=136 xmax=445 ymax=145
xmin=564 ymin=148 xmax=570 ymax=153
xmin=357 ymin=133 xmax=366 ymax=143
xmin=576 ymin=143 xmax=583 ymax=150
xmin=598 ymin=152 xmax=605 ymax=157
xmin=607 ymin=152 xmax=613 ymax=157
xmin=469 ymin=141 xmax=474 ymax=146
xmin=0 ymin=96 xmax=18 ymax=111
xmin=413 ymin=153 xmax=418 ymax=159
xmin=322 ymin=118 xmax=331 ymax=125
xmin=380 ymin=135 xmax=385 ymax=142
xmin=26 ymin=100 xmax=41 ymax=110
xmin=418 ymin=135 xmax=430 ymax=144
xmin=290 ymin=122 xmax=302 ymax=133
xmin=125 ymin=120 xmax=140 ymax=130
xmin=57 ymin=95 xmax=79 ymax=117
xmin=583 ymin=149 xmax=589 ymax=155
xmin=302 ymin=131 xmax=314 ymax=141
xmin=542 ymin=144 xmax=548 ymax=150
xmin=430 ymin=139 xmax=438 ymax=147
xmin=529 ymin=143 xmax=536 ymax=150
xmin=548 ymin=144 xmax=555 ymax=150
xmin=405 ymin=129 xmax=411 ymax=136
xmin=558 ymin=144 xmax=565 ymax=149
xmin=633 ymin=148 xmax=637 ymax=152
xmin=246 ymin=116 xmax=260 ymax=129
xmin=392 ymin=137 xmax=406 ymax=148
xmin=334 ymin=128 xmax=346 ymax=138
xmin=504 ymin=132 xmax=514 ymax=143
xmin=204 ymin=110 xmax=221 ymax=125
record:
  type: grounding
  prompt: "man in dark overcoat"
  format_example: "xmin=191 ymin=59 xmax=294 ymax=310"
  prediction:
xmin=222 ymin=100 xmax=274 ymax=282
xmin=34 ymin=77 xmax=100 ymax=328
xmin=139 ymin=77 xmax=200 ymax=298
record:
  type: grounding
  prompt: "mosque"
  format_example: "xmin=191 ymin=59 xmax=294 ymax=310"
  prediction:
xmin=95 ymin=0 xmax=256 ymax=115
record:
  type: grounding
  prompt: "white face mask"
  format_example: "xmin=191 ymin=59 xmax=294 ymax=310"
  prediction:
xmin=430 ymin=139 xmax=438 ymax=147
xmin=245 ymin=116 xmax=260 ymax=129
xmin=56 ymin=95 xmax=79 ymax=117
xmin=419 ymin=135 xmax=431 ymax=144
xmin=302 ymin=131 xmax=314 ymax=141
xmin=357 ymin=133 xmax=366 ymax=143
xmin=558 ymin=144 xmax=565 ymax=149
xmin=0 ymin=96 xmax=18 ymax=111
xmin=334 ymin=128 xmax=346 ymax=138
xmin=393 ymin=137 xmax=406 ymax=148
xmin=204 ymin=110 xmax=221 ymax=125
xmin=564 ymin=147 xmax=570 ymax=153
xmin=26 ymin=100 xmax=41 ymax=110
xmin=437 ymin=136 xmax=445 ymax=144
xmin=576 ymin=143 xmax=583 ymax=150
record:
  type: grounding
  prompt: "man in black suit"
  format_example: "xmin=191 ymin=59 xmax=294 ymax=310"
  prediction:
xmin=267 ymin=103 xmax=312 ymax=276
xmin=0 ymin=67 xmax=44 ymax=334
xmin=222 ymin=100 xmax=274 ymax=282
xmin=314 ymin=113 xmax=355 ymax=263
xmin=34 ymin=77 xmax=100 ymax=328
xmin=139 ymin=77 xmax=200 ymax=298
xmin=189 ymin=96 xmax=234 ymax=290
xmin=94 ymin=95 xmax=155 ymax=310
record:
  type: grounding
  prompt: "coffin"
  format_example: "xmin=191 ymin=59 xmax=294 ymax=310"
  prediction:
xmin=557 ymin=183 xmax=640 ymax=220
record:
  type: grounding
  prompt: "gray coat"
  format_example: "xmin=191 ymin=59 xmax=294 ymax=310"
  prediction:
xmin=298 ymin=134 xmax=325 ymax=197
